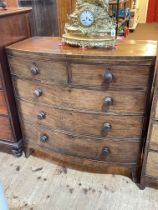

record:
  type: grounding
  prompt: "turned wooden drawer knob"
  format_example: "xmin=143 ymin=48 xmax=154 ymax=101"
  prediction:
xmin=31 ymin=63 xmax=39 ymax=75
xmin=37 ymin=112 xmax=46 ymax=120
xmin=102 ymin=147 xmax=110 ymax=158
xmin=40 ymin=134 xmax=49 ymax=143
xmin=104 ymin=97 xmax=113 ymax=106
xmin=103 ymin=123 xmax=112 ymax=131
xmin=34 ymin=89 xmax=43 ymax=97
xmin=104 ymin=71 xmax=113 ymax=83
xmin=101 ymin=123 xmax=112 ymax=137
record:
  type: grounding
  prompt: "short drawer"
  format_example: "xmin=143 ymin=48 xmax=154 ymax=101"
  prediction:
xmin=22 ymin=122 xmax=140 ymax=163
xmin=71 ymin=64 xmax=150 ymax=88
xmin=18 ymin=100 xmax=144 ymax=139
xmin=8 ymin=57 xmax=67 ymax=84
xmin=0 ymin=91 xmax=8 ymax=115
xmin=0 ymin=116 xmax=12 ymax=141
xmin=146 ymin=151 xmax=158 ymax=177
xmin=13 ymin=79 xmax=147 ymax=114
xmin=149 ymin=123 xmax=158 ymax=151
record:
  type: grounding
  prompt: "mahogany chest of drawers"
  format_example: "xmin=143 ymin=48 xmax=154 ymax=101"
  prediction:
xmin=6 ymin=37 xmax=157 ymax=182
xmin=0 ymin=7 xmax=31 ymax=156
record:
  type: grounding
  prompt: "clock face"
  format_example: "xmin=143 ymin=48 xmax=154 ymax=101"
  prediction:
xmin=80 ymin=10 xmax=94 ymax=27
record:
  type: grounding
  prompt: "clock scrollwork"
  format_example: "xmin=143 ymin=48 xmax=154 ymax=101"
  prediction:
xmin=62 ymin=0 xmax=116 ymax=48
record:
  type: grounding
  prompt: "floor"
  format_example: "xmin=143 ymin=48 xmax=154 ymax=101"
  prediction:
xmin=127 ymin=23 xmax=158 ymax=41
xmin=1 ymin=23 xmax=158 ymax=210
xmin=0 ymin=152 xmax=158 ymax=210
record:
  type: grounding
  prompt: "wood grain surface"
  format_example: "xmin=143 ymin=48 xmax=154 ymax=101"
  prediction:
xmin=13 ymin=78 xmax=147 ymax=114
xmin=146 ymin=151 xmax=158 ymax=177
xmin=0 ymin=116 xmax=12 ymax=140
xmin=0 ymin=12 xmax=30 ymax=47
xmin=57 ymin=0 xmax=74 ymax=36
xmin=6 ymin=37 xmax=157 ymax=60
xmin=0 ymin=8 xmax=31 ymax=146
xmin=0 ymin=7 xmax=31 ymax=17
xmin=22 ymin=122 xmax=140 ymax=164
xmin=8 ymin=56 xmax=67 ymax=84
xmin=6 ymin=0 xmax=17 ymax=7
xmin=140 ymin=44 xmax=158 ymax=189
xmin=71 ymin=64 xmax=150 ymax=88
xmin=17 ymin=99 xmax=144 ymax=139
xmin=0 ymin=91 xmax=7 ymax=115
xmin=149 ymin=123 xmax=158 ymax=150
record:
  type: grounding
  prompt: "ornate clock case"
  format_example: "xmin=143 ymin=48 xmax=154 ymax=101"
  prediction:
xmin=62 ymin=0 xmax=116 ymax=47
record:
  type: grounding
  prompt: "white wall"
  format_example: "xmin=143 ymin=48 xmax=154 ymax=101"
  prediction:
xmin=137 ymin=0 xmax=149 ymax=23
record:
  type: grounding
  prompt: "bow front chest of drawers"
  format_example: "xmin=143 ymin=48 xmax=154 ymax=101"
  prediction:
xmin=6 ymin=37 xmax=157 ymax=181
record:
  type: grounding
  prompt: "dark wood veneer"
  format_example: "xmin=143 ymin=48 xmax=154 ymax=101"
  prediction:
xmin=0 ymin=7 xmax=31 ymax=156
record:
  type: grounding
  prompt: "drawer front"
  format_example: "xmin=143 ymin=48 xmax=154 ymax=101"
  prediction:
xmin=71 ymin=64 xmax=150 ymax=87
xmin=0 ymin=117 xmax=12 ymax=141
xmin=8 ymin=57 xmax=67 ymax=84
xmin=0 ymin=91 xmax=8 ymax=115
xmin=146 ymin=151 xmax=158 ymax=177
xmin=13 ymin=79 xmax=146 ymax=114
xmin=149 ymin=123 xmax=158 ymax=150
xmin=22 ymin=122 xmax=140 ymax=163
xmin=18 ymin=100 xmax=144 ymax=139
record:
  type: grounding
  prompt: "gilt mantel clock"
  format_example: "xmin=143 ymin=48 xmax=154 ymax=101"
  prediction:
xmin=62 ymin=0 xmax=116 ymax=47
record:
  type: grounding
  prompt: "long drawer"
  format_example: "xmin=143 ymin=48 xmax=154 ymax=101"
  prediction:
xmin=8 ymin=57 xmax=67 ymax=84
xmin=18 ymin=100 xmax=144 ymax=139
xmin=0 ymin=116 xmax=12 ymax=141
xmin=71 ymin=64 xmax=150 ymax=88
xmin=0 ymin=91 xmax=8 ymax=115
xmin=22 ymin=122 xmax=141 ymax=163
xmin=13 ymin=78 xmax=147 ymax=114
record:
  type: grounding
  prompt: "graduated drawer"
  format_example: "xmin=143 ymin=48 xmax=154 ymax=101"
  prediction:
xmin=146 ymin=151 xmax=158 ymax=177
xmin=71 ymin=64 xmax=150 ymax=88
xmin=22 ymin=122 xmax=140 ymax=163
xmin=0 ymin=91 xmax=8 ymax=115
xmin=13 ymin=79 xmax=146 ymax=114
xmin=8 ymin=57 xmax=67 ymax=84
xmin=0 ymin=116 xmax=12 ymax=141
xmin=17 ymin=100 xmax=144 ymax=139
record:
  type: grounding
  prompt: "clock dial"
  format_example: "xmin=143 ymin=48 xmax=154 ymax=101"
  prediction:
xmin=80 ymin=10 xmax=94 ymax=27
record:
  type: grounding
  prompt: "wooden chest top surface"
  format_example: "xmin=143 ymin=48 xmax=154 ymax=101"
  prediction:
xmin=6 ymin=37 xmax=158 ymax=59
xmin=0 ymin=7 xmax=31 ymax=17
